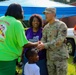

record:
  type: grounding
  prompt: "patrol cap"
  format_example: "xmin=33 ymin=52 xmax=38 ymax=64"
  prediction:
xmin=43 ymin=7 xmax=56 ymax=14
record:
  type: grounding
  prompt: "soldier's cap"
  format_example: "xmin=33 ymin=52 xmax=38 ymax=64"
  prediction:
xmin=43 ymin=7 xmax=56 ymax=14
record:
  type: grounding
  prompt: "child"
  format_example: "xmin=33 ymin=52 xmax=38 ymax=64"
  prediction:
xmin=24 ymin=48 xmax=40 ymax=75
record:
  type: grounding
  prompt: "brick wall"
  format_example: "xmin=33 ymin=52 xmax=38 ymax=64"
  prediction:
xmin=60 ymin=2 xmax=76 ymax=28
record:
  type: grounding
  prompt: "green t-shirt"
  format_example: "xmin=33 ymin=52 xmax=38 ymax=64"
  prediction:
xmin=0 ymin=16 xmax=28 ymax=61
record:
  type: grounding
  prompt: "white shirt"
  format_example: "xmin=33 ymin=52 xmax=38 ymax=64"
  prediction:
xmin=24 ymin=62 xmax=40 ymax=75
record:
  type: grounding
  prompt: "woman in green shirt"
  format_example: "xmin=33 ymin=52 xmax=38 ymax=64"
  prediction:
xmin=0 ymin=3 xmax=38 ymax=75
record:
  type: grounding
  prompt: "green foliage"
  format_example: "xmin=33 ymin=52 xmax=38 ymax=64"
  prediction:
xmin=22 ymin=20 xmax=30 ymax=28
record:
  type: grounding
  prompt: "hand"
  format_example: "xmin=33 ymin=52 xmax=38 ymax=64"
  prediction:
xmin=37 ymin=41 xmax=45 ymax=51
xmin=38 ymin=41 xmax=42 ymax=44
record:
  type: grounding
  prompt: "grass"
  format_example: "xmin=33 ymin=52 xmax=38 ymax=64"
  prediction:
xmin=67 ymin=56 xmax=76 ymax=75
xmin=16 ymin=56 xmax=76 ymax=75
xmin=16 ymin=66 xmax=22 ymax=75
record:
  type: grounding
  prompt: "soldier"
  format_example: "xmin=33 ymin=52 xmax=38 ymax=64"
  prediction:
xmin=37 ymin=7 xmax=69 ymax=75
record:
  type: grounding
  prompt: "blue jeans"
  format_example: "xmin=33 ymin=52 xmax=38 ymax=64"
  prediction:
xmin=22 ymin=55 xmax=48 ymax=75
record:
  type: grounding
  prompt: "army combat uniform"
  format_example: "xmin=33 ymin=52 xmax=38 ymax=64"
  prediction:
xmin=41 ymin=20 xmax=69 ymax=75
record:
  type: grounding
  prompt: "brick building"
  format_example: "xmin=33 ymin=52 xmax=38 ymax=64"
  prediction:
xmin=60 ymin=2 xmax=76 ymax=28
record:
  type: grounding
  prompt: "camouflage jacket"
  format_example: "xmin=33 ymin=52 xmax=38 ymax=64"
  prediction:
xmin=41 ymin=20 xmax=69 ymax=61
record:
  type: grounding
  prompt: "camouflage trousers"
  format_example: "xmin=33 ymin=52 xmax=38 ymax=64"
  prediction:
xmin=47 ymin=59 xmax=68 ymax=75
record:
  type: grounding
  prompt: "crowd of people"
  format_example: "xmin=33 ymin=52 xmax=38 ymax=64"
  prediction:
xmin=0 ymin=3 xmax=70 ymax=75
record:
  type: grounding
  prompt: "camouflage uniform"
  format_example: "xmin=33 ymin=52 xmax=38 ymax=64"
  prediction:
xmin=41 ymin=20 xmax=69 ymax=75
